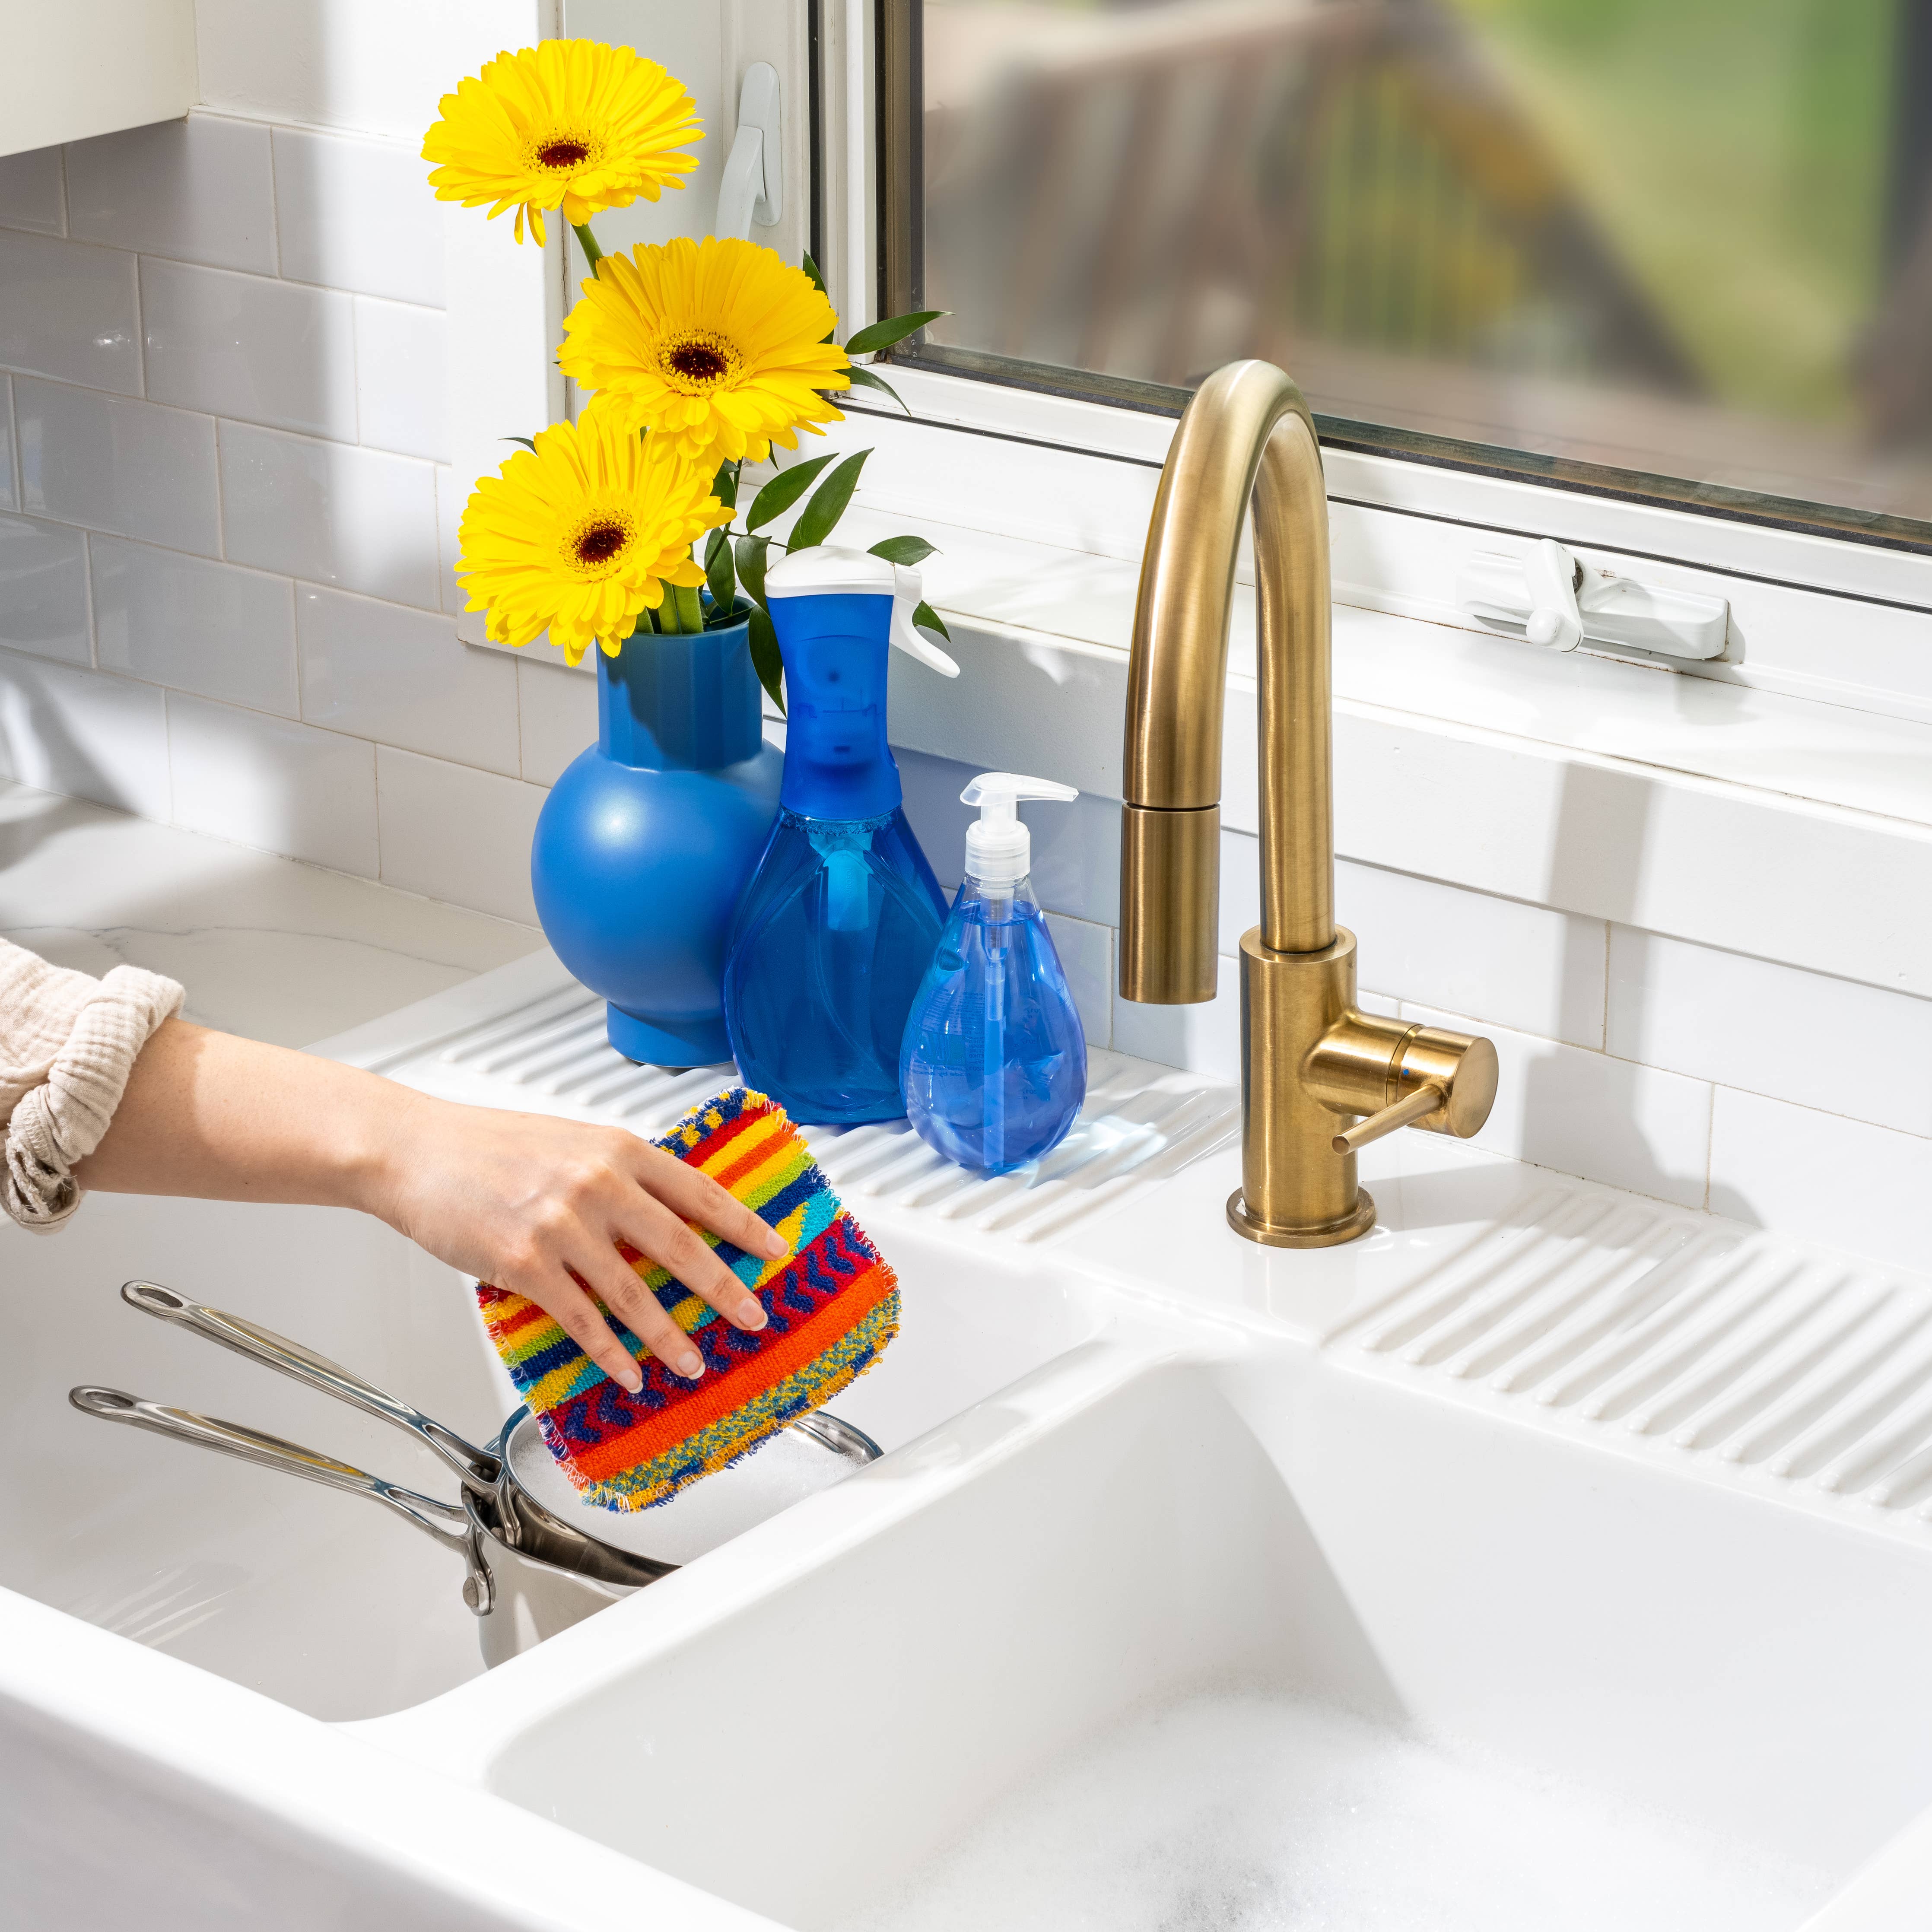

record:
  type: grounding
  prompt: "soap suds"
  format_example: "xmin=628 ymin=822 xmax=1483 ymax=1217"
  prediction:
xmin=843 ymin=1694 xmax=1836 ymax=1932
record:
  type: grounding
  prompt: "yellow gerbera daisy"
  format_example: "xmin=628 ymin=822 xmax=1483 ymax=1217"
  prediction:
xmin=456 ymin=402 xmax=730 ymax=665
xmin=423 ymin=40 xmax=701 ymax=247
xmin=559 ymin=236 xmax=852 ymax=464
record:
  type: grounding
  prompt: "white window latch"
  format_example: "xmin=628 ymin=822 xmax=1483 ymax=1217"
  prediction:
xmin=1458 ymin=540 xmax=1729 ymax=661
xmin=716 ymin=63 xmax=782 ymax=240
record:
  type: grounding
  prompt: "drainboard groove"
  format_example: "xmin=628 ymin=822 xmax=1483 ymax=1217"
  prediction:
xmin=1674 ymin=1279 xmax=1888 ymax=1455
xmin=1625 ymin=1270 xmax=1844 ymax=1439
xmin=1729 ymin=1306 xmax=1932 ymax=1470
xmin=1774 ymin=1327 xmax=1932 ymax=1483
xmin=437 ymin=987 xmax=592 ymax=1063
xmin=1420 ymin=1201 xmax=1664 ymax=1376
xmin=1817 ymin=1381 xmax=1932 ymax=1499
xmin=461 ymin=1002 xmax=604 ymax=1076
xmin=1503 ymin=1233 xmax=1735 ymax=1400
xmin=1461 ymin=1223 xmax=1699 ymax=1388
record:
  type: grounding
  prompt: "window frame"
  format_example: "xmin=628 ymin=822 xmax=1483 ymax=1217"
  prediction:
xmin=856 ymin=0 xmax=1932 ymax=607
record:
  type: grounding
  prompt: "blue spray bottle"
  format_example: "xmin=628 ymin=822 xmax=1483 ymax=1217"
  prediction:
xmin=899 ymin=772 xmax=1088 ymax=1173
xmin=721 ymin=546 xmax=960 ymax=1125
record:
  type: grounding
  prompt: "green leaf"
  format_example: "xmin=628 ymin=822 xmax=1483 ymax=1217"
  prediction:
xmin=801 ymin=251 xmax=827 ymax=295
xmin=735 ymin=533 xmax=770 ymax=607
xmin=843 ymin=310 xmax=946 ymax=358
xmin=747 ymin=601 xmax=785 ymax=715
xmin=868 ymin=535 xmax=937 ymax=566
xmin=744 ymin=451 xmax=839 ymax=532
xmin=500 ymin=435 xmax=538 ymax=451
xmin=705 ymin=527 xmax=736 ymax=615
xmin=912 ymin=599 xmax=950 ymax=642
xmin=710 ymin=459 xmax=740 ymax=512
xmin=788 ymin=449 xmax=870 ymax=551
xmin=845 ymin=362 xmax=909 ymax=412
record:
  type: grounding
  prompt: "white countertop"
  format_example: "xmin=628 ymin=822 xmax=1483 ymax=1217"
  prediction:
xmin=0 ymin=780 xmax=543 ymax=1049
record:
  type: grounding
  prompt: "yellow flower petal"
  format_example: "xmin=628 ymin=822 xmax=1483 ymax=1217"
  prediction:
xmin=558 ymin=235 xmax=850 ymax=467
xmin=423 ymin=41 xmax=701 ymax=244
xmin=455 ymin=400 xmax=730 ymax=661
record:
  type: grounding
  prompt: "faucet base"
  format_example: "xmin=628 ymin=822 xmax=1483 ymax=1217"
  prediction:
xmin=1226 ymin=1188 xmax=1377 ymax=1249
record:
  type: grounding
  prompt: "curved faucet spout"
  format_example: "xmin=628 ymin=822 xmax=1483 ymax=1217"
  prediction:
xmin=1121 ymin=360 xmax=1334 ymax=1001
xmin=1119 ymin=360 xmax=1497 ymax=1248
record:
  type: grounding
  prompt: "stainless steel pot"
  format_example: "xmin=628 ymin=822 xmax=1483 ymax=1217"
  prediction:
xmin=73 ymin=1279 xmax=880 ymax=1663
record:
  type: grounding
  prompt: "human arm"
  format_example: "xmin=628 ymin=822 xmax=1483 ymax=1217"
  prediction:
xmin=74 ymin=1018 xmax=783 ymax=1392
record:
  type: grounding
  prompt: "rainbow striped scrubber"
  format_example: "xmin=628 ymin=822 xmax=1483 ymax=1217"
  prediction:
xmin=474 ymin=1087 xmax=898 ymax=1513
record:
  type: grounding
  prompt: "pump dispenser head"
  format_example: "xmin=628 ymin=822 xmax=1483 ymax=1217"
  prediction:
xmin=962 ymin=771 xmax=1078 ymax=887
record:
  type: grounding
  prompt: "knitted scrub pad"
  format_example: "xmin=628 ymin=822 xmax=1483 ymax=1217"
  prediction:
xmin=474 ymin=1086 xmax=898 ymax=1511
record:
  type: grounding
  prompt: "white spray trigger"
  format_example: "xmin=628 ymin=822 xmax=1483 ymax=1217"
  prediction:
xmin=960 ymin=771 xmax=1078 ymax=886
xmin=889 ymin=562 xmax=959 ymax=677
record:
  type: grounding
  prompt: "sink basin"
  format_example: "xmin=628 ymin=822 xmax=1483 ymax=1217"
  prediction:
xmin=12 ymin=953 xmax=1932 ymax=1930
xmin=423 ymin=1338 xmax=1929 ymax=1929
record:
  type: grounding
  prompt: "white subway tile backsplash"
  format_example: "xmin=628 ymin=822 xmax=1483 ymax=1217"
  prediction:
xmin=92 ymin=537 xmax=296 ymax=714
xmin=434 ymin=462 xmax=464 ymax=614
xmin=64 ymin=117 xmax=275 ymax=274
xmin=1339 ymin=861 xmax=1607 ymax=1047
xmin=273 ymin=127 xmax=446 ymax=307
xmin=16 ymin=379 xmax=221 ymax=556
xmin=1708 ymin=1087 xmax=1932 ymax=1277
xmin=516 ymin=655 xmax=596 ymax=787
xmin=0 ymin=232 xmax=140 ymax=394
xmin=166 ymin=692 xmax=378 ymax=876
xmin=353 ymin=299 xmax=448 ymax=460
xmin=1112 ymin=953 xmax=1242 ymax=1083
xmin=0 ymin=650 xmax=170 ymax=818
xmin=141 ymin=259 xmax=358 ymax=442
xmin=1607 ymin=925 xmax=1932 ymax=1138
xmin=219 ymin=424 xmax=439 ymax=609
xmin=376 ymin=746 xmax=544 ymax=922
xmin=0 ymin=147 xmax=65 ymax=236
xmin=0 ymin=515 xmax=90 ymax=664
xmin=1400 ymin=1001 xmax=1712 ymax=1210
xmin=1043 ymin=911 xmax=1113 ymax=1049
xmin=298 ymin=586 xmax=518 ymax=775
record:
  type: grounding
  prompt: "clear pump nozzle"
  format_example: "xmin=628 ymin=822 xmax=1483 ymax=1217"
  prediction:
xmin=962 ymin=771 xmax=1078 ymax=887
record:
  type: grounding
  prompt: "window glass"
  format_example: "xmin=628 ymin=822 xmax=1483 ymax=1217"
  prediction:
xmin=896 ymin=0 xmax=1932 ymax=540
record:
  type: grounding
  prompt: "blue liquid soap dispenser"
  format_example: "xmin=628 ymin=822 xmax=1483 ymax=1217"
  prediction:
xmin=721 ymin=545 xmax=960 ymax=1125
xmin=899 ymin=772 xmax=1088 ymax=1173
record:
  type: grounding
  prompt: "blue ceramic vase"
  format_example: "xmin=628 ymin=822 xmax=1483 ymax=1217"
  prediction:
xmin=531 ymin=612 xmax=782 ymax=1065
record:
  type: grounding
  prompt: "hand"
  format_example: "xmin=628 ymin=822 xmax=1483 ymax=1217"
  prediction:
xmin=372 ymin=1094 xmax=788 ymax=1394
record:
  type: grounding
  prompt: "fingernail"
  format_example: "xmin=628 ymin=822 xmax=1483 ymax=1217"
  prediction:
xmin=677 ymin=1352 xmax=704 ymax=1379
xmin=618 ymin=1365 xmax=644 ymax=1394
xmin=738 ymin=1298 xmax=767 ymax=1330
xmin=761 ymin=1229 xmax=788 ymax=1259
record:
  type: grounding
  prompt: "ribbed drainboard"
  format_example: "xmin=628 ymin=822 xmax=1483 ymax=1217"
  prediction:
xmin=390 ymin=982 xmax=1239 ymax=1247
xmin=1331 ymin=1182 xmax=1932 ymax=1528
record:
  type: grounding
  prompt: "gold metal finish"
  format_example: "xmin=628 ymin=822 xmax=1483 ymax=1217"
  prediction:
xmin=1119 ymin=360 xmax=1500 ymax=1246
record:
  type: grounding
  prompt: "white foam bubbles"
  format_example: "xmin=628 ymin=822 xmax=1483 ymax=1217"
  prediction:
xmin=844 ymin=1694 xmax=1835 ymax=1932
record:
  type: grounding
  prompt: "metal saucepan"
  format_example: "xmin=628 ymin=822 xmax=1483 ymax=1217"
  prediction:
xmin=72 ymin=1280 xmax=880 ymax=1662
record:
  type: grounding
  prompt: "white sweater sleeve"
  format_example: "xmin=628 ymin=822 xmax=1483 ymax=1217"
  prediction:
xmin=0 ymin=939 xmax=184 ymax=1232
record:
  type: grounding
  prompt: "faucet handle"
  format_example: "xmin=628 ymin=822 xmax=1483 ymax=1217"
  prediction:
xmin=1331 ymin=1082 xmax=1446 ymax=1153
xmin=1308 ymin=1014 xmax=1499 ymax=1154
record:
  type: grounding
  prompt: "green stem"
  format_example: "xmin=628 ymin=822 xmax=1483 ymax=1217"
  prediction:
xmin=655 ymin=590 xmax=684 ymax=635
xmin=571 ymin=221 xmax=604 ymax=272
xmin=670 ymin=582 xmax=705 ymax=632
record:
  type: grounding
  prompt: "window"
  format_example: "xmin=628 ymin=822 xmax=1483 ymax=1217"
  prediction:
xmin=877 ymin=0 xmax=1932 ymax=551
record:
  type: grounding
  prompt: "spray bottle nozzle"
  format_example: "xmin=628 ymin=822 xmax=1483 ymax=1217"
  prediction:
xmin=961 ymin=771 xmax=1078 ymax=886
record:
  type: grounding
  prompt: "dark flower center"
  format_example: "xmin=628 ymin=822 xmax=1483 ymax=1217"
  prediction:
xmin=575 ymin=522 xmax=626 ymax=565
xmin=668 ymin=342 xmax=729 ymax=381
xmin=537 ymin=139 xmax=590 ymax=168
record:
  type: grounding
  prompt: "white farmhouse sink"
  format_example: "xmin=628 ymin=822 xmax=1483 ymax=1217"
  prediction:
xmin=8 ymin=951 xmax=1932 ymax=1930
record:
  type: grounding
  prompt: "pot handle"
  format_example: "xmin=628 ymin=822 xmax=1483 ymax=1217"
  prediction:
xmin=118 ymin=1281 xmax=499 ymax=1496
xmin=69 ymin=1385 xmax=496 ymax=1616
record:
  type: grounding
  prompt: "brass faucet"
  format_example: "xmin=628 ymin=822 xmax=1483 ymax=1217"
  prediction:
xmin=1119 ymin=361 xmax=1499 ymax=1246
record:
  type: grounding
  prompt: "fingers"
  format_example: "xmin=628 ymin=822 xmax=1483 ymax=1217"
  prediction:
xmin=622 ymin=1188 xmax=769 ymax=1334
xmin=571 ymin=1238 xmax=707 ymax=1383
xmin=523 ymin=1266 xmax=646 ymax=1395
xmin=640 ymin=1144 xmax=789 ymax=1265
